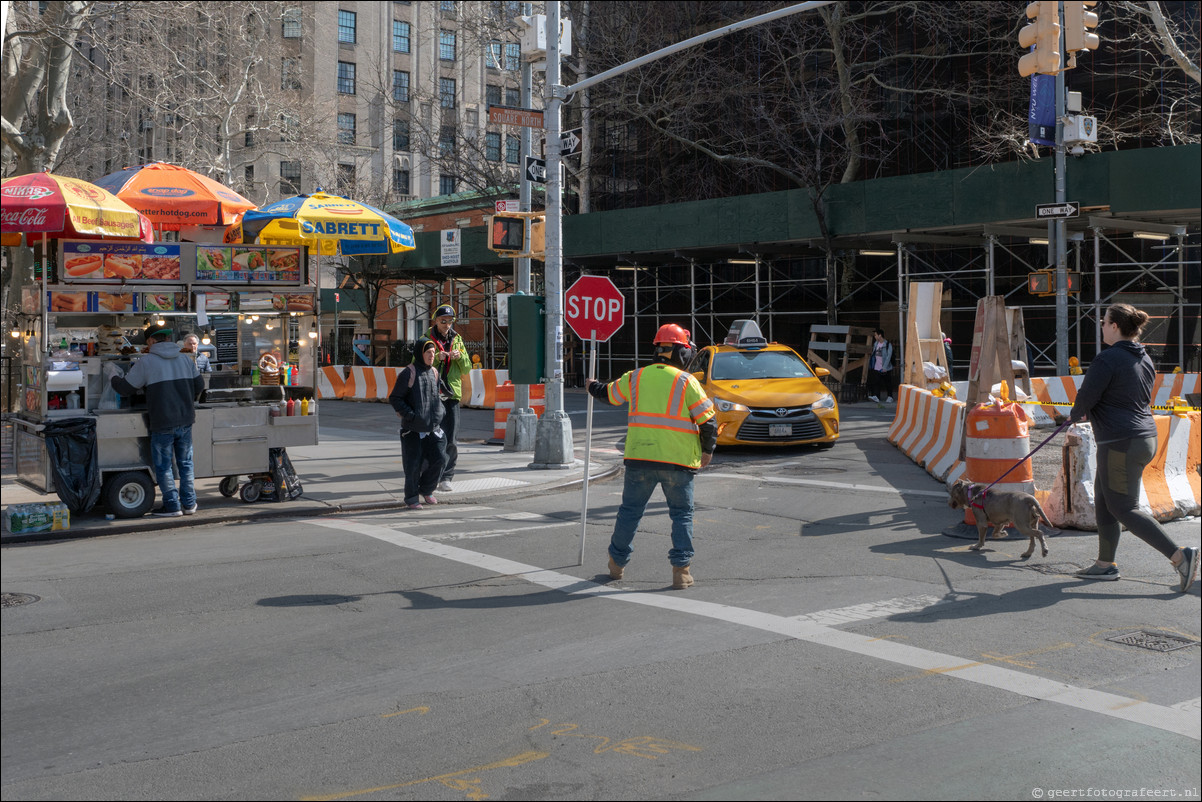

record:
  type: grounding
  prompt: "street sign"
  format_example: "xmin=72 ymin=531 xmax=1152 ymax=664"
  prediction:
xmin=560 ymin=128 xmax=583 ymax=156
xmin=565 ymin=275 xmax=625 ymax=342
xmin=1036 ymin=201 xmax=1080 ymax=219
xmin=488 ymin=105 xmax=544 ymax=128
xmin=525 ymin=156 xmax=547 ymax=184
xmin=440 ymin=228 xmax=461 ymax=267
xmin=495 ymin=200 xmax=520 ymax=213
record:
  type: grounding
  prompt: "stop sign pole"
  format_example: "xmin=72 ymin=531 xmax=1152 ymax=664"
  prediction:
xmin=564 ymin=275 xmax=625 ymax=565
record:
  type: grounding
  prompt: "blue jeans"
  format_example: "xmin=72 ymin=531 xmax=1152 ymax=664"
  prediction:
xmin=150 ymin=425 xmax=196 ymax=512
xmin=609 ymin=465 xmax=696 ymax=567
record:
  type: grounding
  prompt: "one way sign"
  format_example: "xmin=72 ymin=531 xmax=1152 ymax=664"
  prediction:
xmin=1036 ymin=202 xmax=1079 ymax=219
xmin=525 ymin=156 xmax=546 ymax=184
xmin=560 ymin=128 xmax=583 ymax=156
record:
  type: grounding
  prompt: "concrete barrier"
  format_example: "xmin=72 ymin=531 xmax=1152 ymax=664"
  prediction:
xmin=316 ymin=365 xmax=346 ymax=400
xmin=492 ymin=383 xmax=546 ymax=441
xmin=462 ymin=368 xmax=509 ymax=409
xmin=888 ymin=385 xmax=967 ymax=483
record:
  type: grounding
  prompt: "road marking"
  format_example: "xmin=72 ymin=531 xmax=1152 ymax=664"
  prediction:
xmin=300 ymin=749 xmax=548 ymax=801
xmin=704 ymin=471 xmax=948 ymax=498
xmin=311 ymin=518 xmax=1200 ymax=741
xmin=793 ymin=593 xmax=963 ymax=626
xmin=381 ymin=706 xmax=429 ymax=718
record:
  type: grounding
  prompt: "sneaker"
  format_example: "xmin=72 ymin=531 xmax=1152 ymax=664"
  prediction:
xmin=149 ymin=508 xmax=182 ymax=518
xmin=182 ymin=504 xmax=198 ymax=516
xmin=886 ymin=396 xmax=894 ymax=403
xmin=423 ymin=495 xmax=439 ymax=505
xmin=406 ymin=502 xmax=424 ymax=510
xmin=437 ymin=480 xmax=453 ymax=493
xmin=1076 ymin=563 xmax=1120 ymax=581
xmin=867 ymin=395 xmax=879 ymax=403
xmin=1175 ymin=546 xmax=1199 ymax=593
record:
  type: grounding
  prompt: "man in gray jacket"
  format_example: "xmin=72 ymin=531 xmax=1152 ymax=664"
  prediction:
xmin=110 ymin=322 xmax=205 ymax=517
xmin=388 ymin=338 xmax=448 ymax=510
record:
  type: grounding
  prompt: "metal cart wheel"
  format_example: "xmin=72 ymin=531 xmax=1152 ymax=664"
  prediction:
xmin=103 ymin=471 xmax=156 ymax=518
xmin=239 ymin=480 xmax=263 ymax=504
xmin=219 ymin=475 xmax=240 ymax=497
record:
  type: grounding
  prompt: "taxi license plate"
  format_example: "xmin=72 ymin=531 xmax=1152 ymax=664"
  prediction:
xmin=769 ymin=423 xmax=792 ymax=437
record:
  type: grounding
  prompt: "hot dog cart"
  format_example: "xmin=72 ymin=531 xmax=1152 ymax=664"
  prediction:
xmin=11 ymin=238 xmax=320 ymax=517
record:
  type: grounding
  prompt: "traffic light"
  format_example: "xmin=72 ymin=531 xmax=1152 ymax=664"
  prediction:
xmin=1065 ymin=271 xmax=1081 ymax=294
xmin=487 ymin=212 xmax=546 ymax=259
xmin=1018 ymin=0 xmax=1062 ymax=77
xmin=1063 ymin=2 xmax=1099 ymax=58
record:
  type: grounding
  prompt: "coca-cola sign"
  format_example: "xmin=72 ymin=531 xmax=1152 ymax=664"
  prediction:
xmin=2 ymin=185 xmax=55 ymax=200
xmin=1 ymin=207 xmax=57 ymax=229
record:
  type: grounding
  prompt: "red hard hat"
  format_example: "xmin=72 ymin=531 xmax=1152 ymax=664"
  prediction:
xmin=653 ymin=323 xmax=691 ymax=346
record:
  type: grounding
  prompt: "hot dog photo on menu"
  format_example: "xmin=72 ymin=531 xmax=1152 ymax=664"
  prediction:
xmin=103 ymin=252 xmax=142 ymax=279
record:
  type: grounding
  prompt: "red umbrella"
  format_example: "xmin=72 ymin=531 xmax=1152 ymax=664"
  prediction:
xmin=94 ymin=161 xmax=257 ymax=230
xmin=1 ymin=172 xmax=152 ymax=245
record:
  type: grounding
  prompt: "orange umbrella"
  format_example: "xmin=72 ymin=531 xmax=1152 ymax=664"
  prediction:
xmin=1 ymin=172 xmax=151 ymax=245
xmin=93 ymin=161 xmax=257 ymax=230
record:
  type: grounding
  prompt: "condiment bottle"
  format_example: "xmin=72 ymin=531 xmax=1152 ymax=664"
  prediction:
xmin=286 ymin=397 xmax=295 ymax=416
xmin=301 ymin=397 xmax=309 ymax=416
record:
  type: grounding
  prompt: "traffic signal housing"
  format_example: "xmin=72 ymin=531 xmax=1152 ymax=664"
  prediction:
xmin=1018 ymin=0 xmax=1062 ymax=77
xmin=1064 ymin=1 xmax=1100 ymax=63
xmin=487 ymin=212 xmax=545 ymax=259
xmin=1028 ymin=270 xmax=1081 ymax=296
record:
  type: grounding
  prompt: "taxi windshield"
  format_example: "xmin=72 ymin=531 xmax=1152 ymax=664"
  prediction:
xmin=712 ymin=350 xmax=814 ymax=381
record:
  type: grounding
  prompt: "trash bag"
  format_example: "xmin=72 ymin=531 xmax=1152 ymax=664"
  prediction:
xmin=268 ymin=447 xmax=303 ymax=502
xmin=42 ymin=418 xmax=101 ymax=514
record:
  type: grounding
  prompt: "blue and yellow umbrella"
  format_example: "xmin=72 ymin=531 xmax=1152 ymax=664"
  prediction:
xmin=225 ymin=191 xmax=415 ymax=256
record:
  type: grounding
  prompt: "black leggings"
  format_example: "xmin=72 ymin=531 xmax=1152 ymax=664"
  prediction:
xmin=867 ymin=369 xmax=892 ymax=398
xmin=1093 ymin=436 xmax=1179 ymax=563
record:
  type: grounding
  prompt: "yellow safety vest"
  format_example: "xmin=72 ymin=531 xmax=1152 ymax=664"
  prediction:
xmin=607 ymin=363 xmax=715 ymax=468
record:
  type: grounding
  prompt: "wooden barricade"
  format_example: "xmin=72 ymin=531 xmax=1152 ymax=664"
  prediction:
xmin=807 ymin=325 xmax=876 ymax=384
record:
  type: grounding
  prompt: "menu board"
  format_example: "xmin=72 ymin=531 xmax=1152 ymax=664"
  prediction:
xmin=61 ymin=242 xmax=182 ymax=283
xmin=196 ymin=245 xmax=301 ymax=284
xmin=47 ymin=291 xmax=142 ymax=313
xmin=214 ymin=327 xmax=239 ymax=364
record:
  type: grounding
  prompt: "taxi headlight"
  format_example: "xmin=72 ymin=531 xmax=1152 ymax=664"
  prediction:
xmin=812 ymin=393 xmax=836 ymax=410
xmin=714 ymin=398 xmax=749 ymax=413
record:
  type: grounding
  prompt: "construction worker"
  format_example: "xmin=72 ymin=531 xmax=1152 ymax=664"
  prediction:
xmin=424 ymin=303 xmax=472 ymax=492
xmin=587 ymin=323 xmax=718 ymax=589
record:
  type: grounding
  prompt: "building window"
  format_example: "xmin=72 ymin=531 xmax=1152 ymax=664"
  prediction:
xmin=280 ymin=161 xmax=301 ymax=195
xmin=440 ymin=1 xmax=457 ymax=16
xmin=338 ymin=61 xmax=356 ymax=95
xmin=505 ymin=87 xmax=520 ymax=107
xmin=394 ymin=169 xmax=410 ymax=195
xmin=486 ymin=40 xmax=502 ymax=70
xmin=280 ymin=114 xmax=299 ymax=142
xmin=392 ymin=20 xmax=410 ymax=53
xmin=439 ymin=175 xmax=457 ymax=195
xmin=244 ymin=114 xmax=255 ymax=147
xmin=485 ymin=132 xmax=501 ymax=161
xmin=439 ymin=126 xmax=456 ymax=157
xmin=439 ymin=77 xmax=456 ymax=108
xmin=244 ymin=164 xmax=255 ymax=189
xmin=392 ymin=70 xmax=409 ymax=103
xmin=338 ymin=10 xmax=356 ymax=44
xmin=505 ymin=43 xmax=521 ymax=71
xmin=486 ymin=84 xmax=501 ymax=107
xmin=393 ymin=119 xmax=410 ymax=151
xmin=337 ymin=164 xmax=355 ymax=195
xmin=338 ymin=113 xmax=356 ymax=144
xmin=281 ymin=58 xmax=301 ymax=90
xmin=439 ymin=30 xmax=456 ymax=61
xmin=282 ymin=7 xmax=301 ymax=38
xmin=505 ymin=134 xmax=520 ymax=164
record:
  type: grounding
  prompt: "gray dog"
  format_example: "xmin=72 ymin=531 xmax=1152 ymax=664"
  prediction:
xmin=947 ymin=479 xmax=1052 ymax=559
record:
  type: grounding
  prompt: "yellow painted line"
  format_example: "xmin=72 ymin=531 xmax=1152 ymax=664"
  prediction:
xmin=888 ymin=661 xmax=984 ymax=682
xmin=300 ymin=749 xmax=549 ymax=801
xmin=381 ymin=706 xmax=429 ymax=718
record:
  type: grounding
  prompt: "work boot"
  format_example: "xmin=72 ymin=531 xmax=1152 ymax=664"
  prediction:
xmin=608 ymin=557 xmax=625 ymax=581
xmin=672 ymin=565 xmax=694 ymax=589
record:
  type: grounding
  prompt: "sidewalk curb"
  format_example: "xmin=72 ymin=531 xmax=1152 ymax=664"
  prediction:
xmin=0 ymin=464 xmax=622 ymax=546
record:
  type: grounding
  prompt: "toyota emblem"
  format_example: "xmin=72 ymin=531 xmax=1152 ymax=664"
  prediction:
xmin=776 ymin=408 xmax=788 ymax=417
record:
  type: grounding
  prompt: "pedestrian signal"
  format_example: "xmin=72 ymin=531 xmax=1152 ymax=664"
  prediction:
xmin=487 ymin=213 xmax=546 ymax=259
xmin=1028 ymin=271 xmax=1053 ymax=295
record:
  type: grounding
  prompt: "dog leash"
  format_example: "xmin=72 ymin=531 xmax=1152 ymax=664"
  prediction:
xmin=971 ymin=417 xmax=1074 ymax=508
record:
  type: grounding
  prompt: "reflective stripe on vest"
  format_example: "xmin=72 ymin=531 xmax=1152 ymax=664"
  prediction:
xmin=611 ymin=364 xmax=714 ymax=468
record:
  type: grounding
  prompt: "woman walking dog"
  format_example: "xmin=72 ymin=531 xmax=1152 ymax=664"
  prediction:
xmin=1070 ymin=303 xmax=1198 ymax=591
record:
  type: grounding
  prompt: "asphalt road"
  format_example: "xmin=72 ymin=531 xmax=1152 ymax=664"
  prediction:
xmin=2 ymin=396 xmax=1199 ymax=801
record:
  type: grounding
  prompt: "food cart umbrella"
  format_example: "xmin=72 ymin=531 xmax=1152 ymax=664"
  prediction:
xmin=93 ymin=161 xmax=257 ymax=230
xmin=1 ymin=171 xmax=151 ymax=245
xmin=224 ymin=191 xmax=415 ymax=255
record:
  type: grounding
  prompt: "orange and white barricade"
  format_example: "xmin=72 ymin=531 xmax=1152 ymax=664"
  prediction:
xmin=1141 ymin=411 xmax=1201 ymax=520
xmin=962 ymin=400 xmax=1033 ymax=525
xmin=888 ymin=385 xmax=967 ymax=483
xmin=1151 ymin=373 xmax=1201 ymax=410
xmin=463 ymin=369 xmax=509 ymax=409
xmin=492 ymin=383 xmax=546 ymax=441
xmin=316 ymin=365 xmax=346 ymax=399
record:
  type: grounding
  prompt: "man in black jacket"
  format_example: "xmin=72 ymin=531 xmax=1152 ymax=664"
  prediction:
xmin=388 ymin=338 xmax=447 ymax=509
xmin=110 ymin=322 xmax=205 ymax=517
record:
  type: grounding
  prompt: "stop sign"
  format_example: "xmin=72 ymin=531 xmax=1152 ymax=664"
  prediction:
xmin=564 ymin=275 xmax=625 ymax=342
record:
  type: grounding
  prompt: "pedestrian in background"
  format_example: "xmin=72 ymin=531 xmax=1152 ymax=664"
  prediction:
xmin=1071 ymin=303 xmax=1198 ymax=592
xmin=389 ymin=338 xmax=448 ymax=510
xmin=424 ymin=304 xmax=472 ymax=493
xmin=588 ymin=323 xmax=717 ymax=589
xmin=866 ymin=328 xmax=894 ymax=404
xmin=941 ymin=331 xmax=954 ymax=382
xmin=110 ymin=322 xmax=204 ymax=517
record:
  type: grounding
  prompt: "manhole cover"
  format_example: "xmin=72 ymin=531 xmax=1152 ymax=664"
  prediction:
xmin=1105 ymin=630 xmax=1198 ymax=652
xmin=1021 ymin=562 xmax=1082 ymax=575
xmin=2 ymin=592 xmax=40 ymax=608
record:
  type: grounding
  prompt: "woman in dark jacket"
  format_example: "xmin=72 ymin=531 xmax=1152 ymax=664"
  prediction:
xmin=1070 ymin=303 xmax=1197 ymax=592
xmin=388 ymin=338 xmax=448 ymax=509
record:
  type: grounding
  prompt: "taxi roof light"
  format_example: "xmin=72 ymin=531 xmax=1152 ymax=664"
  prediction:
xmin=724 ymin=319 xmax=768 ymax=350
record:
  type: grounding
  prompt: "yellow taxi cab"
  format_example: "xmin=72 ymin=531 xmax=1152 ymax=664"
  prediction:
xmin=686 ymin=320 xmax=839 ymax=448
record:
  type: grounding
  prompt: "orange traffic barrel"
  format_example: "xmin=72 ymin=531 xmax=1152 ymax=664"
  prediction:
xmin=963 ymin=400 xmax=1032 ymax=524
xmin=492 ymin=383 xmax=548 ymax=443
